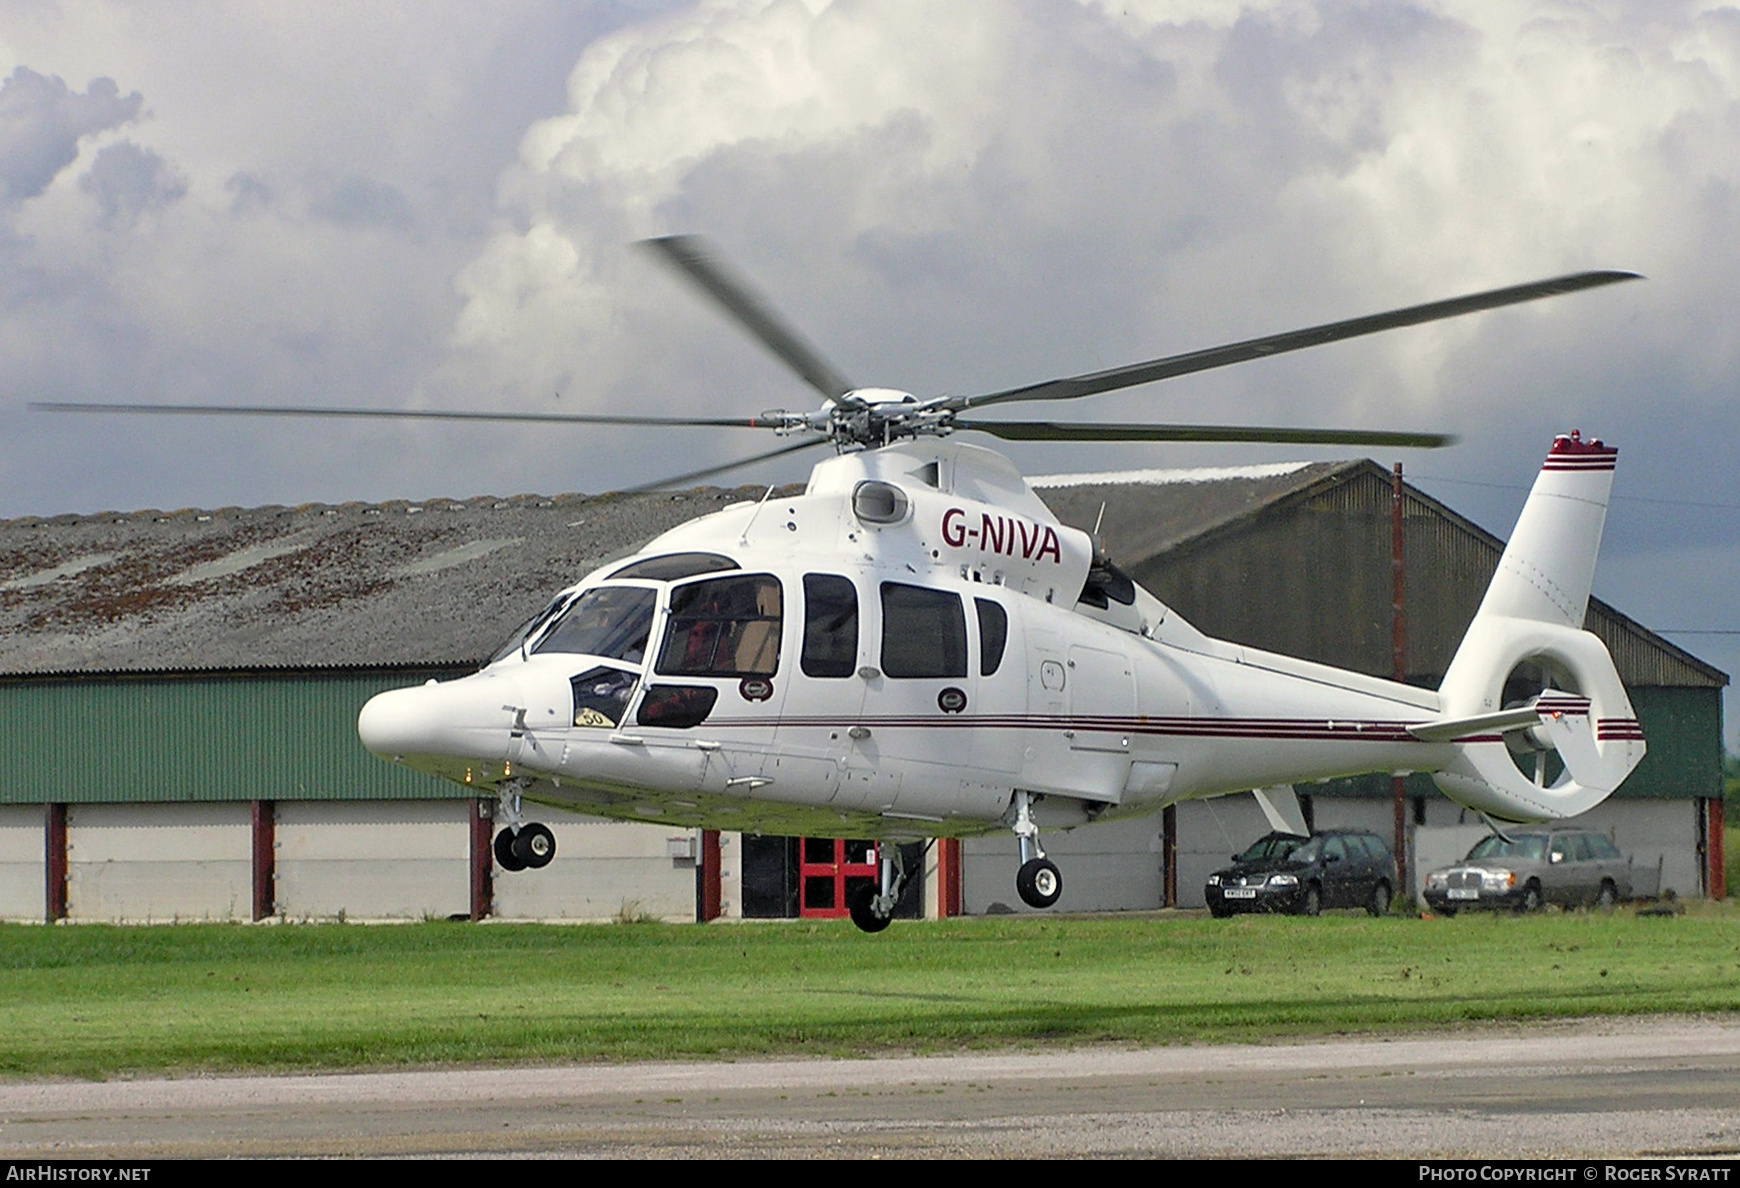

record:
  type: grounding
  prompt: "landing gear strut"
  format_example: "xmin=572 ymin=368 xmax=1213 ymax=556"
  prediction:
xmin=1012 ymin=791 xmax=1063 ymax=909
xmin=492 ymin=780 xmax=556 ymax=872
xmin=848 ymin=843 xmax=909 ymax=933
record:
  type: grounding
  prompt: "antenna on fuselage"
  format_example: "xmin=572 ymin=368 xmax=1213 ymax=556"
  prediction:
xmin=739 ymin=484 xmax=777 ymax=547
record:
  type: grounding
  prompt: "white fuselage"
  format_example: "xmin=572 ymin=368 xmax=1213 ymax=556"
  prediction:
xmin=359 ymin=440 xmax=1468 ymax=840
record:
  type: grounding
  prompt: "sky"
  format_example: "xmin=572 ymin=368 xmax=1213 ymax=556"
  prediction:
xmin=1 ymin=0 xmax=1736 ymax=746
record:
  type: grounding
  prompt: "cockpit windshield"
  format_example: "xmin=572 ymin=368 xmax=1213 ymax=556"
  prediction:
xmin=530 ymin=585 xmax=657 ymax=664
xmin=485 ymin=593 xmax=571 ymax=667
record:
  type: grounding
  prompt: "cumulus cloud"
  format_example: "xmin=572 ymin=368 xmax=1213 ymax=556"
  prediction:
xmin=449 ymin=0 xmax=1740 ymax=454
xmin=0 ymin=66 xmax=142 ymax=205
xmin=78 ymin=140 xmax=185 ymax=225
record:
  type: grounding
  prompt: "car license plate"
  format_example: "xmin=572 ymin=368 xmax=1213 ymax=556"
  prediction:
xmin=1223 ymin=888 xmax=1257 ymax=899
xmin=1447 ymin=888 xmax=1478 ymax=900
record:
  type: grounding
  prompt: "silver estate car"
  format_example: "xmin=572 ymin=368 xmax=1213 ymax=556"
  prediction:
xmin=1423 ymin=827 xmax=1632 ymax=914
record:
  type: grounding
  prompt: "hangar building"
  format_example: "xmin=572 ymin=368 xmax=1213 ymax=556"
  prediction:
xmin=0 ymin=458 xmax=1724 ymax=921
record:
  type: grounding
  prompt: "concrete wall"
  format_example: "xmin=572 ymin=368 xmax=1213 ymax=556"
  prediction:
xmin=962 ymin=812 xmax=1165 ymax=914
xmin=491 ymin=810 xmax=698 ymax=922
xmin=66 ymin=802 xmax=253 ymax=922
xmin=275 ymin=799 xmax=470 ymax=920
xmin=0 ymin=805 xmax=44 ymax=920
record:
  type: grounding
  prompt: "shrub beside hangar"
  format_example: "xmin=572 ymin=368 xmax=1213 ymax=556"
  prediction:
xmin=0 ymin=463 xmax=1724 ymax=921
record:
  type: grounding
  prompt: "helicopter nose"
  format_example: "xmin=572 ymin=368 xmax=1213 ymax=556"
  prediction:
xmin=358 ymin=675 xmax=522 ymax=762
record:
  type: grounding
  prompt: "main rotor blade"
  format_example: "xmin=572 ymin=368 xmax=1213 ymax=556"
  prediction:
xmin=641 ymin=235 xmax=857 ymax=404
xmin=30 ymin=401 xmax=769 ymax=429
xmin=956 ymin=419 xmax=1456 ymax=448
xmin=954 ymin=270 xmax=1641 ymax=410
xmin=619 ymin=436 xmax=829 ymax=493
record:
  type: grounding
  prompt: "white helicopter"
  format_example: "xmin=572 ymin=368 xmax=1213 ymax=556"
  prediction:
xmin=38 ymin=240 xmax=1644 ymax=931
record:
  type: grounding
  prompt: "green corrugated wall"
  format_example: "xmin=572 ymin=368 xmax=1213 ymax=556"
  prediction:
xmin=0 ymin=670 xmax=1718 ymax=807
xmin=0 ymin=674 xmax=467 ymax=804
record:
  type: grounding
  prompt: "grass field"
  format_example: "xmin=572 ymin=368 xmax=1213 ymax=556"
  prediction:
xmin=2 ymin=906 xmax=1737 ymax=1080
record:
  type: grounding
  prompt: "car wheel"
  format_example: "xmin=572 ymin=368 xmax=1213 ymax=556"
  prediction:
xmin=1209 ymin=902 xmax=1234 ymax=919
xmin=1517 ymin=882 xmax=1543 ymax=913
xmin=1596 ymin=880 xmax=1618 ymax=910
xmin=1300 ymin=884 xmax=1322 ymax=917
xmin=1366 ymin=881 xmax=1392 ymax=918
xmin=1436 ymin=905 xmax=1457 ymax=918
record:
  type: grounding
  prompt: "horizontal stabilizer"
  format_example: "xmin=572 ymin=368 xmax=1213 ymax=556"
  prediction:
xmin=1407 ymin=706 xmax=1542 ymax=743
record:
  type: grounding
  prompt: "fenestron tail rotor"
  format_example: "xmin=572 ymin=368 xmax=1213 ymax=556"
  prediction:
xmin=29 ymin=236 xmax=1642 ymax=487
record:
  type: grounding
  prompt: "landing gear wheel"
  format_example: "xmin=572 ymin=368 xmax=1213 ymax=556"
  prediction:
xmin=511 ymin=822 xmax=556 ymax=870
xmin=848 ymin=884 xmax=892 ymax=934
xmin=1367 ymin=881 xmax=1392 ymax=918
xmin=1016 ymin=857 xmax=1063 ymax=909
xmin=1300 ymin=884 xmax=1322 ymax=917
xmin=494 ymin=827 xmax=528 ymax=872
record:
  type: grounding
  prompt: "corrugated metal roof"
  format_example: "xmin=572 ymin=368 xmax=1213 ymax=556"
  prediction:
xmin=0 ymin=489 xmax=760 ymax=676
xmin=0 ymin=461 xmax=1724 ymax=690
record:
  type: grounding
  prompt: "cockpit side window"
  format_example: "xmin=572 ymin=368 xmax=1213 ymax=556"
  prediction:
xmin=531 ymin=586 xmax=657 ymax=663
xmin=880 ymin=583 xmax=967 ymax=679
xmin=657 ymin=574 xmax=783 ymax=677
xmin=801 ymin=574 xmax=859 ymax=678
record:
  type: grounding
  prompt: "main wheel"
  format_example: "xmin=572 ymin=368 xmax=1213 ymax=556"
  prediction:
xmin=511 ymin=822 xmax=557 ymax=869
xmin=494 ymin=827 xmax=528 ymax=872
xmin=1016 ymin=857 xmax=1063 ymax=909
xmin=1299 ymin=884 xmax=1322 ymax=917
xmin=1366 ymin=881 xmax=1392 ymax=918
xmin=847 ymin=884 xmax=891 ymax=933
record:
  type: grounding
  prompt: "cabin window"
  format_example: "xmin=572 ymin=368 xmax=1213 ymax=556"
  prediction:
xmin=657 ymin=574 xmax=783 ymax=677
xmin=975 ymin=598 xmax=1008 ymax=676
xmin=880 ymin=582 xmax=967 ymax=679
xmin=532 ymin=586 xmax=656 ymax=663
xmin=802 ymin=574 xmax=859 ymax=678
xmin=636 ymin=685 xmax=720 ymax=729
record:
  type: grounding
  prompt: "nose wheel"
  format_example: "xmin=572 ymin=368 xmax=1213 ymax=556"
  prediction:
xmin=492 ymin=780 xmax=555 ymax=871
xmin=494 ymin=822 xmax=556 ymax=870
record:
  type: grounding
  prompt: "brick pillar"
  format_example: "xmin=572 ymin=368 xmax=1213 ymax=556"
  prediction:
xmin=44 ymin=803 xmax=67 ymax=922
xmin=698 ymin=829 xmax=722 ymax=921
xmin=251 ymin=800 xmax=275 ymax=921
xmin=470 ymin=798 xmax=494 ymax=921
xmin=935 ymin=837 xmax=962 ymax=918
